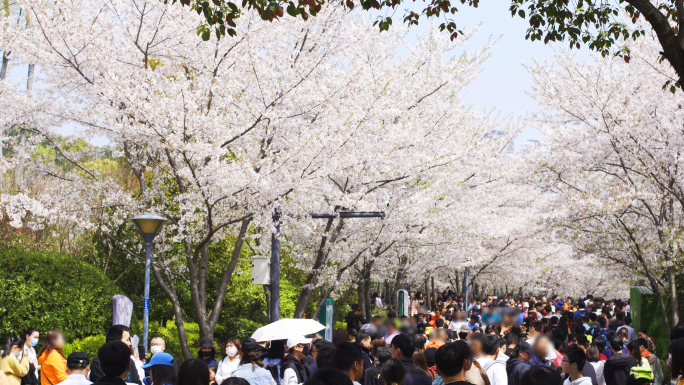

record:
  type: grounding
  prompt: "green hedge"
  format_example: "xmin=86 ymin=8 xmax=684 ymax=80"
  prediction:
xmin=0 ymin=249 xmax=120 ymax=341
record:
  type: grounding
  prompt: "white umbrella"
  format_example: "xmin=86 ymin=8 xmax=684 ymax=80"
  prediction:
xmin=250 ymin=318 xmax=326 ymax=342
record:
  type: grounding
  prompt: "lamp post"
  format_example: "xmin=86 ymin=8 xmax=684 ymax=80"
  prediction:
xmin=129 ymin=213 xmax=170 ymax=352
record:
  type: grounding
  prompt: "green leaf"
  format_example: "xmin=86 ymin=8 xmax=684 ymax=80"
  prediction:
xmin=518 ymin=9 xmax=525 ymax=18
xmin=201 ymin=30 xmax=211 ymax=40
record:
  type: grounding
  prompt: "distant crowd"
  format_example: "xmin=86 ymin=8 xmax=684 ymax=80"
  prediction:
xmin=1 ymin=291 xmax=683 ymax=385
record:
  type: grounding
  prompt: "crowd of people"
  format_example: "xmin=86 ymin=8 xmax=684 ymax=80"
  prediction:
xmin=3 ymin=291 xmax=684 ymax=385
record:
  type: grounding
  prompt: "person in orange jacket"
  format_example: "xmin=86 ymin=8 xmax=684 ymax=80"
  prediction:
xmin=37 ymin=331 xmax=67 ymax=385
xmin=428 ymin=310 xmax=445 ymax=328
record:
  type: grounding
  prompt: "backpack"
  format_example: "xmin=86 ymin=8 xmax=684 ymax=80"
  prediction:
xmin=266 ymin=364 xmax=280 ymax=385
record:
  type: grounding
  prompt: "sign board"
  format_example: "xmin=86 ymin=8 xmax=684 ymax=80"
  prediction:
xmin=251 ymin=256 xmax=271 ymax=285
xmin=397 ymin=289 xmax=409 ymax=317
xmin=113 ymin=295 xmax=133 ymax=327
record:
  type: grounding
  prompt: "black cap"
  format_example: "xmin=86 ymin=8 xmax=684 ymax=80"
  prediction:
xmin=241 ymin=338 xmax=260 ymax=352
xmin=199 ymin=339 xmax=214 ymax=348
xmin=67 ymin=352 xmax=90 ymax=367
xmin=515 ymin=341 xmax=533 ymax=354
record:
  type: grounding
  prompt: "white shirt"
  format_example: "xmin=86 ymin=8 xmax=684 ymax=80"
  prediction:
xmin=589 ymin=361 xmax=605 ymax=385
xmin=563 ymin=377 xmax=592 ymax=385
xmin=476 ymin=357 xmax=507 ymax=385
xmin=282 ymin=368 xmax=300 ymax=385
xmin=131 ymin=355 xmax=144 ymax=382
xmin=215 ymin=356 xmax=241 ymax=384
xmin=25 ymin=345 xmax=37 ymax=380
xmin=448 ymin=321 xmax=466 ymax=332
xmin=59 ymin=374 xmax=92 ymax=385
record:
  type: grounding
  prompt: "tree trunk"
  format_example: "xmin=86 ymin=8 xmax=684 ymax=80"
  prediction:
xmin=357 ymin=272 xmax=366 ymax=319
xmin=294 ymin=218 xmax=345 ymax=318
xmin=0 ymin=51 xmax=8 ymax=80
xmin=668 ymin=264 xmax=679 ymax=325
xmin=363 ymin=263 xmax=373 ymax=321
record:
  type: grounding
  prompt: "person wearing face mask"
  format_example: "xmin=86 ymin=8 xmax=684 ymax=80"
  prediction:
xmin=146 ymin=338 xmax=178 ymax=382
xmin=22 ymin=328 xmax=39 ymax=385
xmin=1 ymin=338 xmax=30 ymax=385
xmin=216 ymin=339 xmax=241 ymax=385
xmin=281 ymin=336 xmax=312 ymax=385
xmin=198 ymin=340 xmax=219 ymax=368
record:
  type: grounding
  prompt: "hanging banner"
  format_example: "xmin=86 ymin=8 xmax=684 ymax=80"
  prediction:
xmin=113 ymin=295 xmax=134 ymax=327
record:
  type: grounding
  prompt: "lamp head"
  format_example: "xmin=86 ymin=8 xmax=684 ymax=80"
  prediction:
xmin=130 ymin=213 xmax=170 ymax=243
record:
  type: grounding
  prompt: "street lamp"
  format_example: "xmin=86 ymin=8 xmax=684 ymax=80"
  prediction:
xmin=129 ymin=213 xmax=170 ymax=353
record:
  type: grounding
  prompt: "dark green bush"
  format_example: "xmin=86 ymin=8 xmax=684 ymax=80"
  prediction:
xmin=0 ymin=248 xmax=120 ymax=341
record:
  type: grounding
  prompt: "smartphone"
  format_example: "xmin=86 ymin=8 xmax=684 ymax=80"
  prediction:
xmin=138 ymin=345 xmax=146 ymax=361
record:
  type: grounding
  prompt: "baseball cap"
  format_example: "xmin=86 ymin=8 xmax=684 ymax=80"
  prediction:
xmin=514 ymin=341 xmax=533 ymax=354
xmin=286 ymin=335 xmax=312 ymax=349
xmin=142 ymin=352 xmax=174 ymax=368
xmin=555 ymin=301 xmax=564 ymax=308
xmin=241 ymin=338 xmax=260 ymax=352
xmin=66 ymin=352 xmax=90 ymax=368
xmin=459 ymin=323 xmax=469 ymax=332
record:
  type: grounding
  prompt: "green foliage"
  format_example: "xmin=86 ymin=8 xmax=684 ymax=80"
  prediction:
xmin=63 ymin=335 xmax=106 ymax=361
xmin=0 ymin=249 xmax=120 ymax=341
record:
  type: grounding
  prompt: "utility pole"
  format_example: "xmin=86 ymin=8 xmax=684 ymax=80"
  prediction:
xmin=464 ymin=267 xmax=469 ymax=311
xmin=269 ymin=210 xmax=384 ymax=321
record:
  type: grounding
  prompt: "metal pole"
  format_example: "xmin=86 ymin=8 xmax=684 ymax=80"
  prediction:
xmin=270 ymin=209 xmax=281 ymax=323
xmin=464 ymin=267 xmax=469 ymax=312
xmin=431 ymin=277 xmax=435 ymax=310
xmin=143 ymin=242 xmax=151 ymax=351
xmin=425 ymin=278 xmax=431 ymax=312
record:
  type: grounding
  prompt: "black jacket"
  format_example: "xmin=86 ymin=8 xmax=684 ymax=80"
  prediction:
xmin=604 ymin=353 xmax=636 ymax=385
xmin=346 ymin=312 xmax=361 ymax=331
xmin=398 ymin=357 xmax=431 ymax=385
xmin=93 ymin=376 xmax=128 ymax=385
xmin=506 ymin=358 xmax=531 ymax=385
xmin=280 ymin=354 xmax=311 ymax=384
xmin=91 ymin=357 xmax=142 ymax=385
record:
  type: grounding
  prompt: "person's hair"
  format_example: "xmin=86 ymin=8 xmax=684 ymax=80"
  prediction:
xmin=576 ymin=334 xmax=588 ymax=346
xmin=627 ymin=341 xmax=641 ymax=363
xmin=39 ymin=330 xmax=65 ymax=358
xmin=304 ymin=367 xmax=353 ymax=385
xmin=585 ymin=345 xmax=600 ymax=363
xmin=413 ymin=335 xmax=426 ymax=351
xmin=637 ymin=328 xmax=648 ymax=336
xmin=106 ymin=325 xmax=129 ymax=343
xmin=435 ymin=342 xmax=468 ymax=377
xmin=530 ymin=321 xmax=542 ymax=333
xmin=316 ymin=346 xmax=337 ymax=369
xmin=177 ymin=359 xmax=210 ymax=385
xmin=223 ymin=338 xmax=241 ymax=359
xmin=563 ymin=345 xmax=586 ymax=372
xmin=483 ymin=335 xmax=499 ymax=356
xmin=356 ymin=331 xmax=371 ymax=344
xmin=593 ymin=336 xmax=606 ymax=352
xmin=380 ymin=359 xmax=405 ymax=385
xmin=372 ymin=338 xmax=387 ymax=359
xmin=267 ymin=340 xmax=285 ymax=360
xmin=550 ymin=316 xmax=559 ymax=325
xmin=239 ymin=350 xmax=264 ymax=369
xmin=670 ymin=339 xmax=684 ymax=379
xmin=97 ymin=341 xmax=131 ymax=377
xmin=2 ymin=338 xmax=23 ymax=358
xmin=390 ymin=334 xmax=414 ymax=359
xmin=618 ymin=328 xmax=629 ymax=339
xmin=598 ymin=316 xmax=608 ymax=328
xmin=671 ymin=324 xmax=684 ymax=341
xmin=505 ymin=333 xmax=519 ymax=346
xmin=151 ymin=364 xmax=176 ymax=385
xmin=334 ymin=342 xmax=363 ymax=372
xmin=220 ymin=378 xmax=250 ymax=385
xmin=376 ymin=347 xmax=392 ymax=365
xmin=23 ymin=328 xmax=39 ymax=341
xmin=412 ymin=350 xmax=428 ymax=373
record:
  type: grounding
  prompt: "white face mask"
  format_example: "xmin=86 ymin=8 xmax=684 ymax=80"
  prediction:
xmin=226 ymin=347 xmax=238 ymax=357
xmin=150 ymin=346 xmax=163 ymax=355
